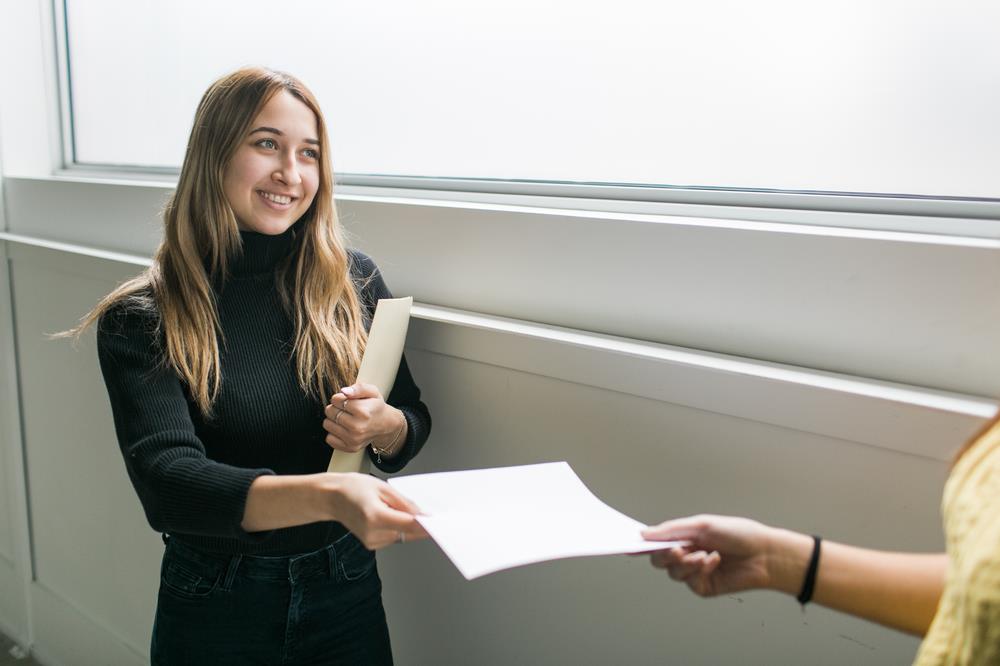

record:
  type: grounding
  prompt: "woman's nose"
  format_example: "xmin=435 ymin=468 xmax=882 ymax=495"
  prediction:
xmin=273 ymin=154 xmax=302 ymax=186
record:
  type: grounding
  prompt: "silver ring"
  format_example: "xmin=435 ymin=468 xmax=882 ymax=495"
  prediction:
xmin=399 ymin=531 xmax=405 ymax=544
xmin=341 ymin=397 xmax=350 ymax=411
xmin=333 ymin=410 xmax=342 ymax=425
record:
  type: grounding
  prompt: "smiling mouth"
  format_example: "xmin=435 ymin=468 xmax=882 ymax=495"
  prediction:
xmin=257 ymin=190 xmax=295 ymax=205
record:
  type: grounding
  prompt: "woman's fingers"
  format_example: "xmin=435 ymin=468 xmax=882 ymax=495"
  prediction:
xmin=324 ymin=401 xmax=349 ymax=420
xmin=379 ymin=484 xmax=422 ymax=515
xmin=371 ymin=489 xmax=427 ymax=545
xmin=364 ymin=529 xmax=407 ymax=550
xmin=323 ymin=401 xmax=379 ymax=442
xmin=323 ymin=412 xmax=372 ymax=452
xmin=368 ymin=506 xmax=420 ymax=538
xmin=331 ymin=475 xmax=420 ymax=549
xmin=341 ymin=382 xmax=383 ymax=401
xmin=364 ymin=524 xmax=428 ymax=550
xmin=327 ymin=410 xmax=363 ymax=433
xmin=405 ymin=522 xmax=430 ymax=541
xmin=334 ymin=396 xmax=350 ymax=412
xmin=321 ymin=408 xmax=355 ymax=435
xmin=324 ymin=395 xmax=362 ymax=432
xmin=324 ymin=430 xmax=366 ymax=453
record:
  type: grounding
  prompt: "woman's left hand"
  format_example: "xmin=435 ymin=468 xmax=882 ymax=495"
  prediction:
xmin=322 ymin=383 xmax=405 ymax=455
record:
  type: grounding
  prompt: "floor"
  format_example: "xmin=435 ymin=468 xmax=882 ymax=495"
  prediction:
xmin=0 ymin=631 xmax=39 ymax=665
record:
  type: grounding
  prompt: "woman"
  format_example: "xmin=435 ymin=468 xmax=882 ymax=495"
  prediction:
xmin=642 ymin=415 xmax=1000 ymax=664
xmin=70 ymin=67 xmax=431 ymax=664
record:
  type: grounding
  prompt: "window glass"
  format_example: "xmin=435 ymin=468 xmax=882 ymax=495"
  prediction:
xmin=66 ymin=0 xmax=1000 ymax=198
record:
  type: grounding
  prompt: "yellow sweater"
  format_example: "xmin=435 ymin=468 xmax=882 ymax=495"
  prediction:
xmin=914 ymin=419 xmax=1000 ymax=665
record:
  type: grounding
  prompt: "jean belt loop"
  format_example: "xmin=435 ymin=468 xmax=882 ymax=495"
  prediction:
xmin=221 ymin=554 xmax=242 ymax=592
xmin=327 ymin=543 xmax=339 ymax=582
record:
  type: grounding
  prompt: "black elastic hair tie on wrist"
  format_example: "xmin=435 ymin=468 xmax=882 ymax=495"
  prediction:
xmin=796 ymin=535 xmax=822 ymax=606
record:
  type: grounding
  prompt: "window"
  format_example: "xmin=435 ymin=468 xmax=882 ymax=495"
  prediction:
xmin=65 ymin=0 xmax=1000 ymax=200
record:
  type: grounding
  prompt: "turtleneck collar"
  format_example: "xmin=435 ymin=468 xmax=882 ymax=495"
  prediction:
xmin=231 ymin=224 xmax=299 ymax=277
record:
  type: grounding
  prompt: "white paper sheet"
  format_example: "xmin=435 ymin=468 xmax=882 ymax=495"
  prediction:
xmin=388 ymin=462 xmax=681 ymax=579
xmin=327 ymin=297 xmax=413 ymax=473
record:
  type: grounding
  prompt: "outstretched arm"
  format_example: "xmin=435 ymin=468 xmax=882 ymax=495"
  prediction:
xmin=241 ymin=473 xmax=428 ymax=550
xmin=642 ymin=515 xmax=946 ymax=636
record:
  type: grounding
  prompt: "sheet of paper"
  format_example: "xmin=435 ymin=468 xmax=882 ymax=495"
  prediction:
xmin=388 ymin=462 xmax=681 ymax=579
xmin=327 ymin=296 xmax=413 ymax=473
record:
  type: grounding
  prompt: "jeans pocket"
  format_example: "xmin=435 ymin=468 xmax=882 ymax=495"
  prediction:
xmin=337 ymin=536 xmax=377 ymax=582
xmin=160 ymin=545 xmax=222 ymax=599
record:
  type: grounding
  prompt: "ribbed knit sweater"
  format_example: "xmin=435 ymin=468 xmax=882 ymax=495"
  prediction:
xmin=97 ymin=228 xmax=431 ymax=555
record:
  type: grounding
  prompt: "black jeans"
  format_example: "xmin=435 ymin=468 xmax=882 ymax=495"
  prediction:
xmin=151 ymin=533 xmax=393 ymax=665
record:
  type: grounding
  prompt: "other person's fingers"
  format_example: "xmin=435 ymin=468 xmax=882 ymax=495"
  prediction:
xmin=642 ymin=516 xmax=714 ymax=543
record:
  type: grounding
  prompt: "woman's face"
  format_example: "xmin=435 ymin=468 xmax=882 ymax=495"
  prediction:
xmin=223 ymin=90 xmax=321 ymax=235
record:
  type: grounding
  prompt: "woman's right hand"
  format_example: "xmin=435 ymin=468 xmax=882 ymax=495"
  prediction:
xmin=322 ymin=473 xmax=428 ymax=550
xmin=641 ymin=514 xmax=811 ymax=598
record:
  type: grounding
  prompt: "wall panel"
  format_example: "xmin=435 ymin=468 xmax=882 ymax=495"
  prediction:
xmin=9 ymin=247 xmax=159 ymax=661
xmin=7 ymin=177 xmax=1000 ymax=397
xmin=377 ymin=350 xmax=940 ymax=664
xmin=0 ymin=243 xmax=31 ymax=647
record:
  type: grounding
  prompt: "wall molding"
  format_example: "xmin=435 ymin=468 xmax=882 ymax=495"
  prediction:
xmin=6 ymin=176 xmax=1000 ymax=397
xmin=3 ymin=232 xmax=994 ymax=461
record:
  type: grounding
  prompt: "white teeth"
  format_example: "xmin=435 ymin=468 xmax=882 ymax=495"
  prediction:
xmin=258 ymin=190 xmax=292 ymax=205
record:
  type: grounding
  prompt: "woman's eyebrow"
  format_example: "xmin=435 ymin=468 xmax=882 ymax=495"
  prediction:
xmin=249 ymin=126 xmax=320 ymax=145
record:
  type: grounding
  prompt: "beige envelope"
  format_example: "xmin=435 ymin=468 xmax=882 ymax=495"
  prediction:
xmin=327 ymin=297 xmax=413 ymax=473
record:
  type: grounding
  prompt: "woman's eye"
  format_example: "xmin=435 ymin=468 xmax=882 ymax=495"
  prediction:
xmin=302 ymin=148 xmax=319 ymax=159
xmin=256 ymin=138 xmax=278 ymax=150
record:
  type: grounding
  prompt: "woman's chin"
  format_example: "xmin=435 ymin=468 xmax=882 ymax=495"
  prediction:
xmin=238 ymin=217 xmax=297 ymax=235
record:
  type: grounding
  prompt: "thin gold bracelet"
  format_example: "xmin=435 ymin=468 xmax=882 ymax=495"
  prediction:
xmin=371 ymin=417 xmax=406 ymax=464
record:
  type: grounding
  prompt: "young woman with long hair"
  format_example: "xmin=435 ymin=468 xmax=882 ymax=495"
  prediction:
xmin=641 ymin=414 xmax=1000 ymax=663
xmin=67 ymin=67 xmax=431 ymax=664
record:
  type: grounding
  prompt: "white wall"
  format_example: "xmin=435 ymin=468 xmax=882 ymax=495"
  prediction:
xmin=2 ymin=241 xmax=950 ymax=664
xmin=1 ymin=1 xmax=997 ymax=664
xmin=0 ymin=235 xmax=32 ymax=651
xmin=377 ymin=349 xmax=948 ymax=664
xmin=0 ymin=17 xmax=33 ymax=645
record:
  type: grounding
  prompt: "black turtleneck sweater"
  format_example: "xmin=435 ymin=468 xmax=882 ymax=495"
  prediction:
xmin=97 ymin=228 xmax=431 ymax=555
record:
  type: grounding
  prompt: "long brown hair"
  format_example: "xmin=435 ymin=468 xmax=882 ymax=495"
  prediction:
xmin=62 ymin=67 xmax=366 ymax=415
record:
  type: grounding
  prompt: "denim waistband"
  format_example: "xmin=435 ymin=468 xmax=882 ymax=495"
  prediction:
xmin=164 ymin=531 xmax=365 ymax=584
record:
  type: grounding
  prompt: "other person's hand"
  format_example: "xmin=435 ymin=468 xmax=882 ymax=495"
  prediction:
xmin=642 ymin=514 xmax=778 ymax=597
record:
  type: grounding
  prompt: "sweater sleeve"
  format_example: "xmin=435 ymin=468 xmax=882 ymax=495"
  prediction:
xmin=349 ymin=251 xmax=432 ymax=473
xmin=97 ymin=302 xmax=275 ymax=541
